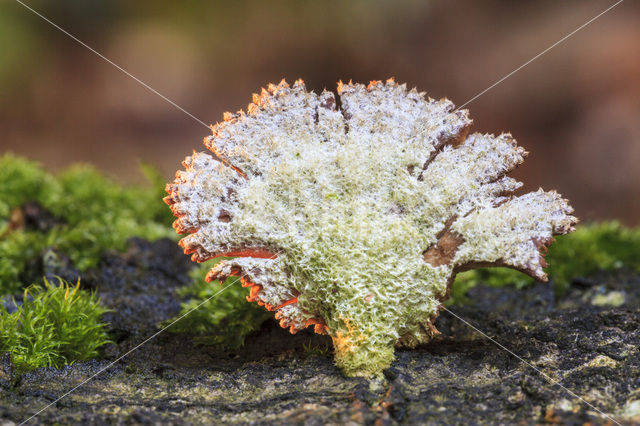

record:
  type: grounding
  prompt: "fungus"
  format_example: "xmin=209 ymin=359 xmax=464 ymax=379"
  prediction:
xmin=165 ymin=79 xmax=577 ymax=377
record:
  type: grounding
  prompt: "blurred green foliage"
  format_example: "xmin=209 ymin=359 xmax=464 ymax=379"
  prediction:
xmin=166 ymin=259 xmax=272 ymax=350
xmin=0 ymin=278 xmax=110 ymax=373
xmin=451 ymin=222 xmax=640 ymax=303
xmin=0 ymin=154 xmax=175 ymax=295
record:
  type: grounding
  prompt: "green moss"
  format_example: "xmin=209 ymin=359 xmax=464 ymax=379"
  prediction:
xmin=0 ymin=154 xmax=175 ymax=295
xmin=451 ymin=222 xmax=640 ymax=302
xmin=0 ymin=154 xmax=58 ymax=220
xmin=0 ymin=278 xmax=110 ymax=373
xmin=0 ymin=231 xmax=46 ymax=295
xmin=166 ymin=259 xmax=272 ymax=350
xmin=302 ymin=341 xmax=330 ymax=357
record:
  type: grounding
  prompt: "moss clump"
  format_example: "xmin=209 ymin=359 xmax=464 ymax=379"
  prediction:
xmin=0 ymin=278 xmax=110 ymax=373
xmin=0 ymin=154 xmax=175 ymax=295
xmin=0 ymin=231 xmax=44 ymax=295
xmin=166 ymin=259 xmax=272 ymax=350
xmin=302 ymin=341 xmax=330 ymax=357
xmin=452 ymin=222 xmax=640 ymax=302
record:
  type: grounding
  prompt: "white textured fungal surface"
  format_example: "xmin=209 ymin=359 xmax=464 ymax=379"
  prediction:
xmin=165 ymin=79 xmax=577 ymax=377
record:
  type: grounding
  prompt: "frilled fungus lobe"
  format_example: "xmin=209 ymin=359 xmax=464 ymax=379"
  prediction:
xmin=165 ymin=79 xmax=577 ymax=377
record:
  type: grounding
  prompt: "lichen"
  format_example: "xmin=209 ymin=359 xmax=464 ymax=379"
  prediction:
xmin=0 ymin=278 xmax=110 ymax=373
xmin=166 ymin=78 xmax=576 ymax=377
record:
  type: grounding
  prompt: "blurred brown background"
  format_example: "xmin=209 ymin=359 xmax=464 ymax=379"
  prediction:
xmin=1 ymin=0 xmax=638 ymax=225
